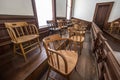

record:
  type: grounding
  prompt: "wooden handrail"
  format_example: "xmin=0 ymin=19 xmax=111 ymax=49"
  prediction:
xmin=91 ymin=22 xmax=120 ymax=80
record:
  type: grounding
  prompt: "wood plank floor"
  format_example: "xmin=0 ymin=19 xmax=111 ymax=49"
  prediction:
xmin=0 ymin=42 xmax=47 ymax=80
xmin=40 ymin=31 xmax=98 ymax=80
xmin=103 ymin=32 xmax=120 ymax=52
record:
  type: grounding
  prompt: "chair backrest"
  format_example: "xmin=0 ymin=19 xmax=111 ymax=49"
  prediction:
xmin=43 ymin=34 xmax=68 ymax=74
xmin=5 ymin=22 xmax=39 ymax=42
xmin=47 ymin=20 xmax=57 ymax=29
xmin=71 ymin=19 xmax=80 ymax=24
xmin=57 ymin=20 xmax=67 ymax=28
xmin=68 ymin=23 xmax=86 ymax=42
xmin=111 ymin=21 xmax=120 ymax=27
xmin=43 ymin=34 xmax=62 ymax=50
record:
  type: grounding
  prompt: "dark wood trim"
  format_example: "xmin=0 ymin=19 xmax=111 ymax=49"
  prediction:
xmin=93 ymin=2 xmax=114 ymax=28
xmin=70 ymin=0 xmax=73 ymax=19
xmin=72 ymin=17 xmax=91 ymax=23
xmin=25 ymin=60 xmax=48 ymax=80
xmin=39 ymin=27 xmax=50 ymax=40
xmin=31 ymin=0 xmax=39 ymax=27
xmin=52 ymin=0 xmax=56 ymax=21
xmin=66 ymin=0 xmax=67 ymax=19
xmin=56 ymin=17 xmax=66 ymax=20
xmin=72 ymin=17 xmax=92 ymax=30
xmin=103 ymin=30 xmax=120 ymax=43
xmin=114 ymin=18 xmax=120 ymax=22
xmin=0 ymin=15 xmax=35 ymax=20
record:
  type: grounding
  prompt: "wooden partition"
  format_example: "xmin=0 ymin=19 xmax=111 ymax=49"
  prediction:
xmin=91 ymin=22 xmax=120 ymax=80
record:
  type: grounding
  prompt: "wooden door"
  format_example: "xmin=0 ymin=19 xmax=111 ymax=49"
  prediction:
xmin=93 ymin=2 xmax=114 ymax=29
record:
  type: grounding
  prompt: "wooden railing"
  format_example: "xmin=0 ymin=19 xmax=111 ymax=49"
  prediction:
xmin=91 ymin=22 xmax=120 ymax=80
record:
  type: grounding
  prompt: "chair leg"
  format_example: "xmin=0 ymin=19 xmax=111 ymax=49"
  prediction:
xmin=13 ymin=44 xmax=16 ymax=56
xmin=46 ymin=67 xmax=51 ymax=80
xmin=80 ymin=42 xmax=83 ymax=54
xmin=66 ymin=75 xmax=70 ymax=80
xmin=37 ymin=38 xmax=42 ymax=53
xmin=19 ymin=43 xmax=27 ymax=62
xmin=74 ymin=42 xmax=77 ymax=53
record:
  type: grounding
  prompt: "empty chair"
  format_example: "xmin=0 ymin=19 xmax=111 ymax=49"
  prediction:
xmin=43 ymin=34 xmax=78 ymax=80
xmin=68 ymin=23 xmax=86 ymax=54
xmin=57 ymin=20 xmax=68 ymax=35
xmin=47 ymin=20 xmax=61 ymax=35
xmin=5 ymin=22 xmax=41 ymax=61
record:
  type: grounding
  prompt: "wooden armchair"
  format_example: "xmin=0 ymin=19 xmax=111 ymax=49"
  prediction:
xmin=57 ymin=20 xmax=68 ymax=35
xmin=47 ymin=20 xmax=61 ymax=35
xmin=110 ymin=21 xmax=120 ymax=33
xmin=43 ymin=34 xmax=78 ymax=80
xmin=5 ymin=22 xmax=41 ymax=61
xmin=68 ymin=23 xmax=86 ymax=54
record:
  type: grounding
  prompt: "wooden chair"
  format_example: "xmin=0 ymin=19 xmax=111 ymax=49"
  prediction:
xmin=110 ymin=21 xmax=120 ymax=33
xmin=47 ymin=20 xmax=61 ymax=35
xmin=43 ymin=34 xmax=78 ymax=80
xmin=5 ymin=22 xmax=41 ymax=61
xmin=68 ymin=23 xmax=86 ymax=54
xmin=71 ymin=19 xmax=80 ymax=25
xmin=57 ymin=20 xmax=68 ymax=35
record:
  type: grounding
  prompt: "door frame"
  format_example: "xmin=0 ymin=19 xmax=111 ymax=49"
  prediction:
xmin=93 ymin=2 xmax=114 ymax=28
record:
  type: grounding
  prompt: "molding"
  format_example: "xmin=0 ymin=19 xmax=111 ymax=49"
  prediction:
xmin=0 ymin=15 xmax=35 ymax=20
xmin=0 ymin=15 xmax=36 ymax=25
xmin=56 ymin=17 xmax=66 ymax=20
xmin=72 ymin=17 xmax=91 ymax=23
xmin=113 ymin=18 xmax=120 ymax=22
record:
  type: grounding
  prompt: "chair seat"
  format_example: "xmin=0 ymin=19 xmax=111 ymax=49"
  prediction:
xmin=50 ymin=27 xmax=61 ymax=31
xmin=75 ymin=30 xmax=86 ymax=34
xmin=70 ymin=35 xmax=85 ymax=42
xmin=49 ymin=50 xmax=78 ymax=75
xmin=59 ymin=26 xmax=68 ymax=29
xmin=12 ymin=34 xmax=39 ymax=43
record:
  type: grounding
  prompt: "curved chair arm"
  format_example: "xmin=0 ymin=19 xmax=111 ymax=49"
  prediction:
xmin=47 ymin=48 xmax=68 ymax=73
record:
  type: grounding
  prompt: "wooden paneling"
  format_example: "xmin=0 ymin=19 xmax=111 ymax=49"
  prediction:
xmin=91 ymin=22 xmax=120 ymax=80
xmin=25 ymin=60 xmax=48 ymax=80
xmin=72 ymin=17 xmax=92 ymax=30
xmin=0 ymin=46 xmax=48 ymax=80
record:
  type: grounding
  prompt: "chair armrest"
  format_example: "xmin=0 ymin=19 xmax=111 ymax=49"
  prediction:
xmin=48 ymin=48 xmax=68 ymax=73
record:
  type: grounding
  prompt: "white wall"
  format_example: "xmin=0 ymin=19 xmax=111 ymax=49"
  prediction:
xmin=73 ymin=0 xmax=97 ymax=21
xmin=73 ymin=0 xmax=120 ymax=22
xmin=106 ymin=0 xmax=120 ymax=22
xmin=0 ymin=0 xmax=33 ymax=15
xmin=56 ymin=0 xmax=66 ymax=17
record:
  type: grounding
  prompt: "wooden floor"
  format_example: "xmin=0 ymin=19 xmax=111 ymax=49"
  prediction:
xmin=0 ymin=42 xmax=47 ymax=80
xmin=1 ymin=30 xmax=119 ymax=80
xmin=105 ymin=30 xmax=120 ymax=40
xmin=40 ymin=31 xmax=98 ymax=80
xmin=2 ymin=30 xmax=115 ymax=80
xmin=103 ymin=32 xmax=120 ymax=52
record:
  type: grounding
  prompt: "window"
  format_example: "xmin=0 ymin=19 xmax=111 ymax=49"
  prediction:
xmin=35 ymin=0 xmax=52 ymax=28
